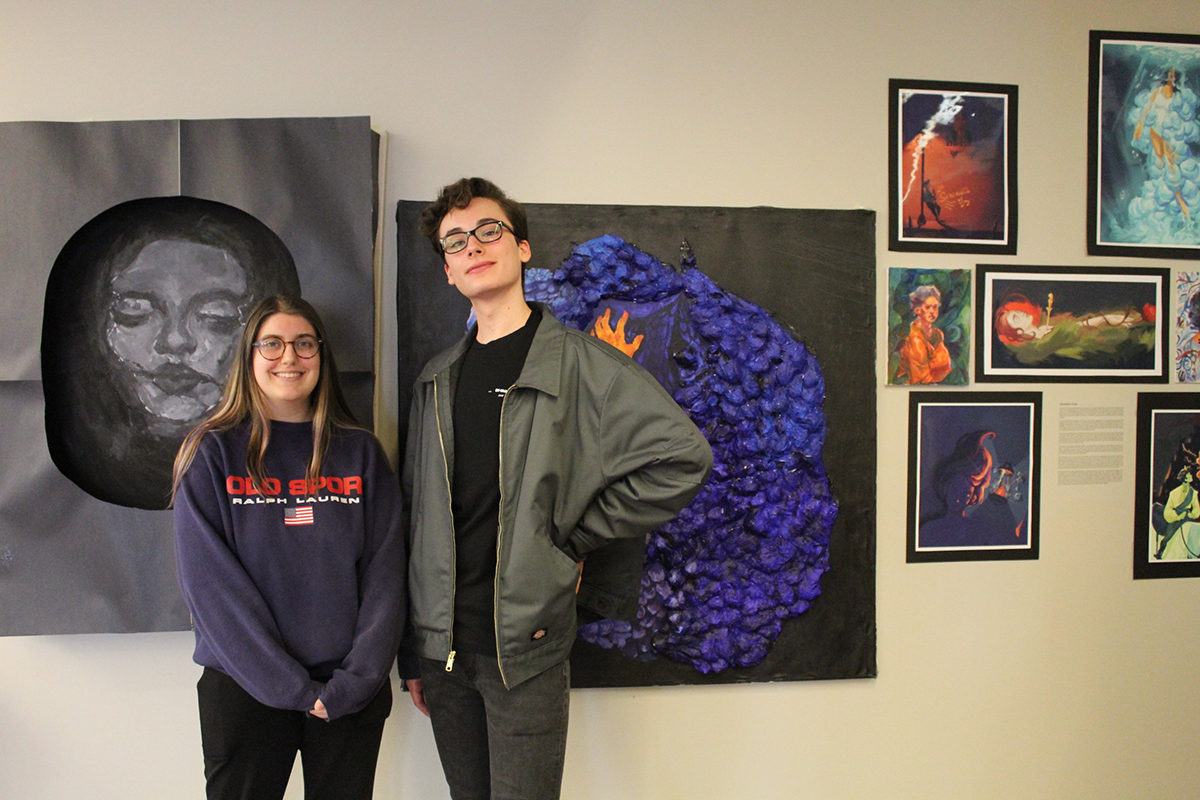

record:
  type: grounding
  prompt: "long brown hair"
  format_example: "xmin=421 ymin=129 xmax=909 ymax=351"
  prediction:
xmin=171 ymin=296 xmax=360 ymax=503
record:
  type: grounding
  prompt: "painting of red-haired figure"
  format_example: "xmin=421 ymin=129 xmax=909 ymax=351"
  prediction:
xmin=976 ymin=264 xmax=1169 ymax=383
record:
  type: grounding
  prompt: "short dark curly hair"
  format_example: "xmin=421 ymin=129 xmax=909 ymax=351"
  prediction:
xmin=417 ymin=177 xmax=529 ymax=256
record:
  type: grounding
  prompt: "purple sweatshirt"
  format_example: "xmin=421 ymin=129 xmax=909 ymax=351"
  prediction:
xmin=174 ymin=420 xmax=405 ymax=721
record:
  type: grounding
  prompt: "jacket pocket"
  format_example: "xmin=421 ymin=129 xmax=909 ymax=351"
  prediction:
xmin=497 ymin=526 xmax=580 ymax=658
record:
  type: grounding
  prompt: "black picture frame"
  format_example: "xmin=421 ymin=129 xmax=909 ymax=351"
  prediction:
xmin=1134 ymin=392 xmax=1200 ymax=579
xmin=1088 ymin=30 xmax=1200 ymax=260
xmin=907 ymin=392 xmax=1041 ymax=563
xmin=975 ymin=264 xmax=1169 ymax=383
xmin=888 ymin=78 xmax=1018 ymax=255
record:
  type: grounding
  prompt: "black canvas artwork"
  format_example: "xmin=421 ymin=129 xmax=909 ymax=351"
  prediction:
xmin=396 ymin=201 xmax=876 ymax=687
xmin=0 ymin=118 xmax=378 ymax=635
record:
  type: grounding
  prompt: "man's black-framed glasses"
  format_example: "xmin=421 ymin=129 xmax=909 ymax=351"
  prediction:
xmin=253 ymin=335 xmax=321 ymax=361
xmin=440 ymin=221 xmax=513 ymax=255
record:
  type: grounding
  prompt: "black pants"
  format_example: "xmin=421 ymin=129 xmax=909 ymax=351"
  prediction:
xmin=197 ymin=667 xmax=392 ymax=800
xmin=419 ymin=654 xmax=570 ymax=800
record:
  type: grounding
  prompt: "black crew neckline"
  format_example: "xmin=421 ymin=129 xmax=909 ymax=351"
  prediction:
xmin=473 ymin=306 xmax=541 ymax=349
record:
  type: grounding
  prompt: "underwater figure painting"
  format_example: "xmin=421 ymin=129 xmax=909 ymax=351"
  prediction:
xmin=1089 ymin=31 xmax=1200 ymax=259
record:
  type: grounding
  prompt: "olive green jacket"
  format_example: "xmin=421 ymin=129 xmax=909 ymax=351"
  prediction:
xmin=400 ymin=305 xmax=712 ymax=688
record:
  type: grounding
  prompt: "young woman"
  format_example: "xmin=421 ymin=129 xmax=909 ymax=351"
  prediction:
xmin=172 ymin=295 xmax=404 ymax=800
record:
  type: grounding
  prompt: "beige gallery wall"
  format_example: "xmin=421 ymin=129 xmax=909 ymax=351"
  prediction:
xmin=1 ymin=1 xmax=1198 ymax=798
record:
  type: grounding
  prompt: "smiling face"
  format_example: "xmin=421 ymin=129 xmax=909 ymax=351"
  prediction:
xmin=105 ymin=239 xmax=248 ymax=432
xmin=252 ymin=312 xmax=320 ymax=422
xmin=439 ymin=197 xmax=531 ymax=305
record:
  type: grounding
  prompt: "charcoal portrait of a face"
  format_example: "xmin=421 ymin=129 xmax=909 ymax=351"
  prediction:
xmin=42 ymin=196 xmax=301 ymax=510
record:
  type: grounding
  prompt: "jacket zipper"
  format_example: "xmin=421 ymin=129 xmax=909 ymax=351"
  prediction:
xmin=493 ymin=382 xmax=517 ymax=688
xmin=434 ymin=379 xmax=457 ymax=673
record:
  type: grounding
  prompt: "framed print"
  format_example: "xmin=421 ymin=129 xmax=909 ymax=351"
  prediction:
xmin=1088 ymin=31 xmax=1200 ymax=259
xmin=887 ymin=267 xmax=971 ymax=385
xmin=907 ymin=392 xmax=1041 ymax=562
xmin=889 ymin=78 xmax=1018 ymax=254
xmin=1135 ymin=392 xmax=1200 ymax=578
xmin=975 ymin=264 xmax=1168 ymax=383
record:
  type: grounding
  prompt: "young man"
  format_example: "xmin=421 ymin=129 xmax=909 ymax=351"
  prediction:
xmin=400 ymin=178 xmax=712 ymax=799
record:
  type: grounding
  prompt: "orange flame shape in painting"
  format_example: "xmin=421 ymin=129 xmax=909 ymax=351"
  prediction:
xmin=589 ymin=308 xmax=644 ymax=357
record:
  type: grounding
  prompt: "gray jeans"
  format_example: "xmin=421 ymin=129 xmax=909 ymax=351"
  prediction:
xmin=418 ymin=654 xmax=570 ymax=800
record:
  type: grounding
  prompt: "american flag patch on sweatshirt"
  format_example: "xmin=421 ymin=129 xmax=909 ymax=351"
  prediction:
xmin=284 ymin=506 xmax=314 ymax=526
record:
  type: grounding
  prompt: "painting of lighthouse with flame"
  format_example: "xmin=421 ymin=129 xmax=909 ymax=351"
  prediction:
xmin=889 ymin=79 xmax=1018 ymax=255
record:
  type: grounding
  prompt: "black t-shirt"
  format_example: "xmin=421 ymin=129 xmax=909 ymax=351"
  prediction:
xmin=450 ymin=308 xmax=540 ymax=654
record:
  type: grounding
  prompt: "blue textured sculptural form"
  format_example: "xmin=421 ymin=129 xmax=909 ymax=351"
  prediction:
xmin=526 ymin=234 xmax=838 ymax=673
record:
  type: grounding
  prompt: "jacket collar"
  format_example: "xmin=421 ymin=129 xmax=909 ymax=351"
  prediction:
xmin=416 ymin=302 xmax=566 ymax=399
xmin=515 ymin=302 xmax=564 ymax=397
